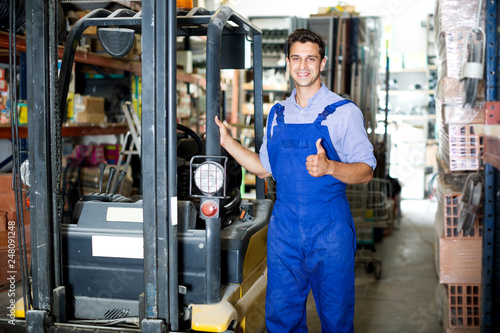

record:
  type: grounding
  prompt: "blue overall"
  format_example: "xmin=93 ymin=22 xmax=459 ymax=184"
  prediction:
xmin=265 ymin=100 xmax=356 ymax=333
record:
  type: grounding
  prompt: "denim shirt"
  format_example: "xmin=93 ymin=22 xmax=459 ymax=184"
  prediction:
xmin=259 ymin=84 xmax=376 ymax=175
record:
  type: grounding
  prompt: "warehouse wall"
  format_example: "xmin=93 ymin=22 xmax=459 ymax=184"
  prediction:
xmin=226 ymin=0 xmax=435 ymax=54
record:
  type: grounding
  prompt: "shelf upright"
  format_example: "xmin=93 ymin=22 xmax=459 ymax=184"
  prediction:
xmin=482 ymin=0 xmax=500 ymax=332
xmin=25 ymin=0 xmax=62 ymax=331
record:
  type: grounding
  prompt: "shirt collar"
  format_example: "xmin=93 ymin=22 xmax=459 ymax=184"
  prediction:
xmin=290 ymin=84 xmax=329 ymax=110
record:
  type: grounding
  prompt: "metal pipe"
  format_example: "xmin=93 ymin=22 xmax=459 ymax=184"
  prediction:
xmin=26 ymin=0 xmax=53 ymax=313
xmin=48 ymin=0 xmax=63 ymax=289
xmin=10 ymin=0 xmax=32 ymax=315
xmin=141 ymin=0 xmax=159 ymax=320
xmin=154 ymin=0 xmax=170 ymax=323
xmin=58 ymin=10 xmax=141 ymax=123
xmin=58 ymin=9 xmax=112 ymax=123
xmin=205 ymin=6 xmax=234 ymax=303
xmin=253 ymin=32 xmax=265 ymax=199
xmin=167 ymin=0 xmax=179 ymax=329
xmin=384 ymin=40 xmax=390 ymax=177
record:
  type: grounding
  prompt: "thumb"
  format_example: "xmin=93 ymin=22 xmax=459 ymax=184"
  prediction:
xmin=215 ymin=115 xmax=223 ymax=128
xmin=316 ymin=138 xmax=325 ymax=155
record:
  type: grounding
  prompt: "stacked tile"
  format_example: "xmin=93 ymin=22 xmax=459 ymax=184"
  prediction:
xmin=434 ymin=177 xmax=482 ymax=332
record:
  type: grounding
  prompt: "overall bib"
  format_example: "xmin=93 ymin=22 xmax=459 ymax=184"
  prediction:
xmin=265 ymin=100 xmax=356 ymax=333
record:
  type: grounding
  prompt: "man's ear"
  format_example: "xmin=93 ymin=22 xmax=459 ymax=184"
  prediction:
xmin=321 ymin=57 xmax=327 ymax=72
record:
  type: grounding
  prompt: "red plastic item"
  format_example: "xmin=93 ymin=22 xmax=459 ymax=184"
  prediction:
xmin=201 ymin=200 xmax=217 ymax=218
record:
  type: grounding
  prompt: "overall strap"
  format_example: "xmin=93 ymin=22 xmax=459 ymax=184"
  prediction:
xmin=267 ymin=103 xmax=285 ymax=140
xmin=314 ymin=99 xmax=354 ymax=124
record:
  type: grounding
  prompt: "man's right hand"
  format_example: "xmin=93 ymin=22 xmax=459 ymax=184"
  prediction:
xmin=214 ymin=115 xmax=271 ymax=179
xmin=215 ymin=115 xmax=230 ymax=147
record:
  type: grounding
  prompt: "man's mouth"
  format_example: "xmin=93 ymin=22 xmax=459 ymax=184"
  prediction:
xmin=297 ymin=72 xmax=310 ymax=78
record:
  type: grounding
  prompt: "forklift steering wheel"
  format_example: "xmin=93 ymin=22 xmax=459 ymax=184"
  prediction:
xmin=177 ymin=123 xmax=203 ymax=158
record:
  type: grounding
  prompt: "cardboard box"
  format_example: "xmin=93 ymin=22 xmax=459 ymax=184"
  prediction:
xmin=74 ymin=95 xmax=106 ymax=124
xmin=0 ymin=173 xmax=31 ymax=283
xmin=83 ymin=96 xmax=105 ymax=113
xmin=436 ymin=30 xmax=468 ymax=79
xmin=76 ymin=112 xmax=106 ymax=124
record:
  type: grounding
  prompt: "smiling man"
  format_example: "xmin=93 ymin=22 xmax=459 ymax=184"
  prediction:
xmin=216 ymin=29 xmax=376 ymax=332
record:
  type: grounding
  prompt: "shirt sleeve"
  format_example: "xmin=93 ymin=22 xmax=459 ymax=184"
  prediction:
xmin=258 ymin=113 xmax=274 ymax=175
xmin=331 ymin=104 xmax=377 ymax=170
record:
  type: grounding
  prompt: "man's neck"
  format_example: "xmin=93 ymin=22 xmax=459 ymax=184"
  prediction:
xmin=294 ymin=84 xmax=322 ymax=108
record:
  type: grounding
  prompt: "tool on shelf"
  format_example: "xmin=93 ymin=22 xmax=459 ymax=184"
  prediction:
xmin=457 ymin=173 xmax=483 ymax=236
xmin=461 ymin=0 xmax=485 ymax=107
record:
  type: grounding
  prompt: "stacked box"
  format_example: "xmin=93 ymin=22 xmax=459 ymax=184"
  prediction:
xmin=445 ymin=284 xmax=481 ymax=330
xmin=435 ymin=178 xmax=482 ymax=330
xmin=434 ymin=1 xmax=485 ymax=331
xmin=0 ymin=173 xmax=31 ymax=284
xmin=434 ymin=0 xmax=485 ymax=33
xmin=435 ymin=77 xmax=485 ymax=125
xmin=435 ymin=179 xmax=482 ymax=283
xmin=101 ymin=144 xmax=122 ymax=165
xmin=74 ymin=95 xmax=106 ymax=124
xmin=442 ymin=190 xmax=482 ymax=240
xmin=434 ymin=0 xmax=485 ymax=172
xmin=439 ymin=124 xmax=484 ymax=171
xmin=435 ymin=29 xmax=468 ymax=80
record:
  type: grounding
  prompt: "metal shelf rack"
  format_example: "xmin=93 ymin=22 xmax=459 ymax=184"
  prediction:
xmin=482 ymin=1 xmax=500 ymax=332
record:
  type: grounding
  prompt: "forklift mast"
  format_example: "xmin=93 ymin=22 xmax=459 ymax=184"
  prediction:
xmin=23 ymin=0 xmax=264 ymax=332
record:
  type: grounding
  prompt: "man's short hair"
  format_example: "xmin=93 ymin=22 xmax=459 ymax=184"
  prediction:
xmin=286 ymin=29 xmax=326 ymax=60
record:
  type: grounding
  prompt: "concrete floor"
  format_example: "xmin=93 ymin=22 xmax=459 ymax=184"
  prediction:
xmin=307 ymin=199 xmax=442 ymax=333
xmin=0 ymin=199 xmax=442 ymax=332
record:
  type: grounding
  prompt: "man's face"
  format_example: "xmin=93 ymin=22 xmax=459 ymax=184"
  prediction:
xmin=286 ymin=41 xmax=326 ymax=89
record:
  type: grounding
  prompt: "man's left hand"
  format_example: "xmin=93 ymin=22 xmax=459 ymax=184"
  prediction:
xmin=306 ymin=139 xmax=332 ymax=177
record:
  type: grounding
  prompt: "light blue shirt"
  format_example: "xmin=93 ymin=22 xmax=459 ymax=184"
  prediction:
xmin=259 ymin=84 xmax=376 ymax=175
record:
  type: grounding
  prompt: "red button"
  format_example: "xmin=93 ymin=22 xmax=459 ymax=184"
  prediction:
xmin=201 ymin=200 xmax=218 ymax=218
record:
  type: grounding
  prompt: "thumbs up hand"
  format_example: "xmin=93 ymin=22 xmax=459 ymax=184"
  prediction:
xmin=315 ymin=138 xmax=326 ymax=155
xmin=306 ymin=139 xmax=331 ymax=177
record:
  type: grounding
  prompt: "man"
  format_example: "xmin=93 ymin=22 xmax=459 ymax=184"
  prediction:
xmin=215 ymin=29 xmax=376 ymax=332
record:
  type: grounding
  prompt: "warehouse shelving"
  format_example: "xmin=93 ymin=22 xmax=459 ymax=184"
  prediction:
xmin=481 ymin=1 xmax=500 ymax=331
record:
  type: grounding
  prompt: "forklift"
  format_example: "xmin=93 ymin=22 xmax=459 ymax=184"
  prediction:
xmin=5 ymin=1 xmax=271 ymax=332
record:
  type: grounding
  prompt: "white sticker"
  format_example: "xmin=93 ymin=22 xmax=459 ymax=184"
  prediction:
xmin=171 ymin=196 xmax=178 ymax=226
xmin=92 ymin=235 xmax=144 ymax=259
xmin=106 ymin=207 xmax=143 ymax=223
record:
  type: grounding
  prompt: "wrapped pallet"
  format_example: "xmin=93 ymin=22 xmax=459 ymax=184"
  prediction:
xmin=434 ymin=0 xmax=485 ymax=171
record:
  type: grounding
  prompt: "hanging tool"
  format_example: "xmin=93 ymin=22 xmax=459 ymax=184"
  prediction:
xmin=461 ymin=0 xmax=484 ymax=107
xmin=457 ymin=173 xmax=483 ymax=236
